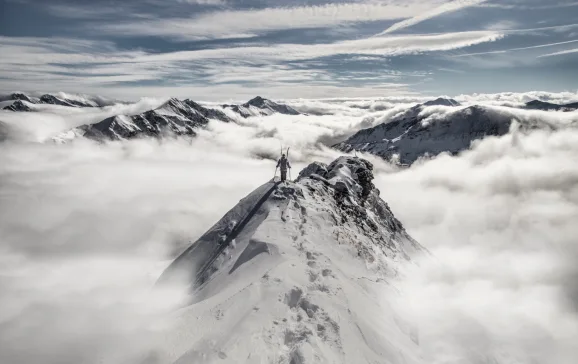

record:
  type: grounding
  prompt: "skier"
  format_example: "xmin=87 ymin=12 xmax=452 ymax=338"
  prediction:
xmin=276 ymin=153 xmax=291 ymax=182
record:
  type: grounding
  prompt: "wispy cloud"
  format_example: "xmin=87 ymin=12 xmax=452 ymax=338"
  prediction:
xmin=98 ymin=1 xmax=443 ymax=40
xmin=454 ymin=39 xmax=578 ymax=57
xmin=478 ymin=0 xmax=578 ymax=10
xmin=484 ymin=20 xmax=520 ymax=31
xmin=45 ymin=4 xmax=134 ymax=19
xmin=1 ymin=0 xmax=575 ymax=98
xmin=0 ymin=30 xmax=502 ymax=99
xmin=378 ymin=0 xmax=487 ymax=34
xmin=538 ymin=47 xmax=578 ymax=58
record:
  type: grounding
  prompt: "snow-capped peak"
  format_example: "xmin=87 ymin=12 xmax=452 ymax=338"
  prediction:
xmin=223 ymin=96 xmax=301 ymax=118
xmin=422 ymin=97 xmax=460 ymax=107
xmin=334 ymin=102 xmax=563 ymax=165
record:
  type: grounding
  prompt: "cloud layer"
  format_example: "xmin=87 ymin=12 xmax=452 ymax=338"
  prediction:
xmin=381 ymin=127 xmax=578 ymax=363
xmin=1 ymin=93 xmax=578 ymax=363
xmin=100 ymin=1 xmax=443 ymax=41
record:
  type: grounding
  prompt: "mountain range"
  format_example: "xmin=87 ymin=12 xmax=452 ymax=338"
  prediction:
xmin=57 ymin=98 xmax=234 ymax=142
xmin=4 ymin=92 xmax=577 ymax=164
xmin=50 ymin=96 xmax=301 ymax=142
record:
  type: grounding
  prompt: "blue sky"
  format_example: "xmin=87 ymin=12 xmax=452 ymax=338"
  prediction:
xmin=0 ymin=0 xmax=577 ymax=100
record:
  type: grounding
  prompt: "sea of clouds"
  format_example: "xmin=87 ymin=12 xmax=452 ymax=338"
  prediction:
xmin=0 ymin=91 xmax=577 ymax=363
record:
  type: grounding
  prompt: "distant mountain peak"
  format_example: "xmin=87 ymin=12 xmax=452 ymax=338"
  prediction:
xmin=223 ymin=96 xmax=300 ymax=117
xmin=246 ymin=96 xmax=267 ymax=106
xmin=3 ymin=100 xmax=32 ymax=112
xmin=422 ymin=97 xmax=460 ymax=107
xmin=163 ymin=97 xmax=182 ymax=107
xmin=10 ymin=92 xmax=34 ymax=103
xmin=334 ymin=104 xmax=537 ymax=165
xmin=524 ymin=99 xmax=578 ymax=111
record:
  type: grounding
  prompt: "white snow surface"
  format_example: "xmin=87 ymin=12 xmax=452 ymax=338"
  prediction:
xmin=156 ymin=156 xmax=424 ymax=364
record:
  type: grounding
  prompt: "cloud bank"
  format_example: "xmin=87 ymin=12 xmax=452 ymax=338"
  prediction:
xmin=380 ymin=127 xmax=578 ymax=363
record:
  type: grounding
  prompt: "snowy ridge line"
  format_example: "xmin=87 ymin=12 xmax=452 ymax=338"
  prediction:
xmin=193 ymin=180 xmax=281 ymax=288
xmin=156 ymin=180 xmax=280 ymax=289
xmin=50 ymin=96 xmax=301 ymax=142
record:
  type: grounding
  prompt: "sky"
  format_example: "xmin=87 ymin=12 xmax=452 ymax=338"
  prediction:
xmin=0 ymin=0 xmax=577 ymax=100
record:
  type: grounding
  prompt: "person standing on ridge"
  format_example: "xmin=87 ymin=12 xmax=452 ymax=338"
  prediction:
xmin=276 ymin=153 xmax=291 ymax=182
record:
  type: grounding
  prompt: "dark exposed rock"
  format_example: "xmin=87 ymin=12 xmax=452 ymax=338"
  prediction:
xmin=3 ymin=100 xmax=32 ymax=112
xmin=297 ymin=162 xmax=328 ymax=181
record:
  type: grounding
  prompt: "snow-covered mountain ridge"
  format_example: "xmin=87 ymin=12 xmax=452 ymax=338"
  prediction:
xmin=335 ymin=99 xmax=568 ymax=165
xmin=51 ymin=96 xmax=301 ymax=142
xmin=1 ymin=92 xmax=118 ymax=109
xmin=54 ymin=98 xmax=232 ymax=142
xmin=156 ymin=156 xmax=424 ymax=364
xmin=223 ymin=96 xmax=301 ymax=117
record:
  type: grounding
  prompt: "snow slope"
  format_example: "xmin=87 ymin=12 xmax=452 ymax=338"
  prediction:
xmin=157 ymin=156 xmax=425 ymax=364
xmin=334 ymin=103 xmax=561 ymax=165
xmin=53 ymin=98 xmax=233 ymax=142
xmin=223 ymin=96 xmax=301 ymax=118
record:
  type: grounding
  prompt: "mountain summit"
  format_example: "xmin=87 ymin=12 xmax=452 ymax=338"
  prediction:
xmin=422 ymin=97 xmax=460 ymax=107
xmin=223 ymin=96 xmax=300 ymax=117
xmin=157 ymin=156 xmax=424 ymax=363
